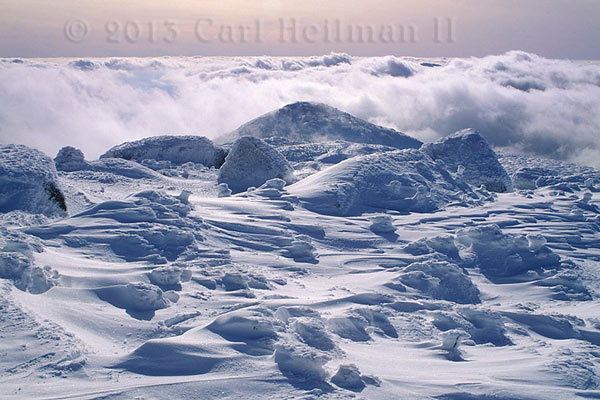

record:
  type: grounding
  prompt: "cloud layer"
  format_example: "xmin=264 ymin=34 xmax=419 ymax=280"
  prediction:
xmin=1 ymin=52 xmax=599 ymax=167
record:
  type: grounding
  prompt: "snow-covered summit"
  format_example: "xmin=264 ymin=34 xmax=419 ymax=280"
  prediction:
xmin=422 ymin=129 xmax=514 ymax=192
xmin=217 ymin=102 xmax=423 ymax=149
xmin=100 ymin=135 xmax=226 ymax=168
xmin=0 ymin=144 xmax=67 ymax=216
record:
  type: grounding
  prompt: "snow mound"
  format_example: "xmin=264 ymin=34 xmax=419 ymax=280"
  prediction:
xmin=54 ymin=146 xmax=87 ymax=172
xmin=207 ymin=308 xmax=277 ymax=343
xmin=330 ymin=364 xmax=366 ymax=392
xmin=288 ymin=149 xmax=481 ymax=216
xmin=404 ymin=235 xmax=460 ymax=260
xmin=274 ymin=341 xmax=329 ymax=384
xmin=422 ymin=129 xmax=513 ymax=192
xmin=149 ymin=266 xmax=192 ymax=287
xmin=457 ymin=224 xmax=561 ymax=278
xmin=291 ymin=317 xmax=336 ymax=351
xmin=217 ymin=136 xmax=295 ymax=194
xmin=96 ymin=282 xmax=169 ymax=312
xmin=100 ymin=135 xmax=226 ymax=168
xmin=395 ymin=261 xmax=481 ymax=304
xmin=0 ymin=144 xmax=67 ymax=215
xmin=369 ymin=215 xmax=396 ymax=234
xmin=217 ymin=102 xmax=422 ymax=149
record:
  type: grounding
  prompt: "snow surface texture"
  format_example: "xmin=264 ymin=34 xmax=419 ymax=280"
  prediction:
xmin=288 ymin=148 xmax=483 ymax=216
xmin=2 ymin=106 xmax=600 ymax=399
xmin=0 ymin=144 xmax=67 ymax=216
xmin=218 ymin=136 xmax=295 ymax=194
xmin=422 ymin=129 xmax=514 ymax=192
xmin=217 ymin=101 xmax=423 ymax=150
xmin=100 ymin=135 xmax=226 ymax=168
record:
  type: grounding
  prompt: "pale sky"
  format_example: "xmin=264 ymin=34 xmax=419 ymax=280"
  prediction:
xmin=0 ymin=0 xmax=599 ymax=58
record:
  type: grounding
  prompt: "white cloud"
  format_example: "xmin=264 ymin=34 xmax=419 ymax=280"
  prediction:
xmin=1 ymin=52 xmax=599 ymax=167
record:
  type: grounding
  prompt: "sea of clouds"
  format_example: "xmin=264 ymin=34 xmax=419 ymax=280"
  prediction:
xmin=1 ymin=51 xmax=599 ymax=166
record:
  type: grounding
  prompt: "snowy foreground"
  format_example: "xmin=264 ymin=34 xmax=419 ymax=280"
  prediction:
xmin=1 ymin=104 xmax=600 ymax=399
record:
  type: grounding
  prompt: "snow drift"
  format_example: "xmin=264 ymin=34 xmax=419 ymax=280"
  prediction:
xmin=217 ymin=101 xmax=422 ymax=149
xmin=0 ymin=144 xmax=67 ymax=216
xmin=100 ymin=135 xmax=226 ymax=168
xmin=422 ymin=129 xmax=513 ymax=192
xmin=217 ymin=136 xmax=295 ymax=194
xmin=288 ymin=148 xmax=481 ymax=216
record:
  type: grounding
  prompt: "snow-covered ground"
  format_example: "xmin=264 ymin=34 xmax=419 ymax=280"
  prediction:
xmin=1 ymin=102 xmax=600 ymax=400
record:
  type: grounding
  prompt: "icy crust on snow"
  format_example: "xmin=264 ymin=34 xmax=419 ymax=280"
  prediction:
xmin=422 ymin=129 xmax=514 ymax=193
xmin=218 ymin=101 xmax=423 ymax=149
xmin=218 ymin=136 xmax=295 ymax=194
xmin=288 ymin=148 xmax=482 ymax=216
xmin=26 ymin=190 xmax=202 ymax=265
xmin=100 ymin=135 xmax=226 ymax=168
xmin=498 ymin=151 xmax=600 ymax=190
xmin=0 ymin=144 xmax=67 ymax=216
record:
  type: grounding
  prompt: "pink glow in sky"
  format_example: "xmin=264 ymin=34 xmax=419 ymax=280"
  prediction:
xmin=0 ymin=0 xmax=599 ymax=58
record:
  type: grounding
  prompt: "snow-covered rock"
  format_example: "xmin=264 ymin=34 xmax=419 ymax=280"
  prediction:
xmin=422 ymin=129 xmax=513 ymax=192
xmin=100 ymin=135 xmax=226 ymax=168
xmin=217 ymin=102 xmax=422 ymax=149
xmin=330 ymin=364 xmax=366 ymax=391
xmin=369 ymin=215 xmax=396 ymax=234
xmin=54 ymin=146 xmax=87 ymax=172
xmin=397 ymin=260 xmax=481 ymax=304
xmin=217 ymin=136 xmax=294 ymax=194
xmin=288 ymin=149 xmax=481 ymax=216
xmin=0 ymin=144 xmax=67 ymax=215
xmin=457 ymin=224 xmax=561 ymax=278
xmin=54 ymin=145 xmax=161 ymax=180
xmin=0 ymin=252 xmax=59 ymax=294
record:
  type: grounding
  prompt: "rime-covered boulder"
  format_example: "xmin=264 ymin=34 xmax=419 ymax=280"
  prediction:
xmin=422 ymin=129 xmax=513 ymax=192
xmin=217 ymin=136 xmax=294 ymax=194
xmin=0 ymin=144 xmax=67 ymax=215
xmin=100 ymin=135 xmax=226 ymax=168
xmin=54 ymin=146 xmax=88 ymax=172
